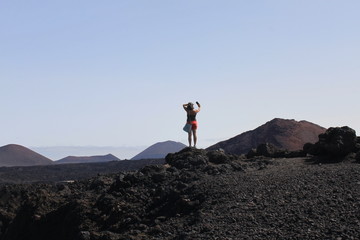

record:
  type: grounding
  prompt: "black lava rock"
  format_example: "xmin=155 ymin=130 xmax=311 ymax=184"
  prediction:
xmin=206 ymin=150 xmax=232 ymax=164
xmin=165 ymin=147 xmax=209 ymax=169
xmin=356 ymin=151 xmax=360 ymax=163
xmin=257 ymin=143 xmax=285 ymax=157
xmin=246 ymin=143 xmax=303 ymax=158
xmin=304 ymin=126 xmax=357 ymax=159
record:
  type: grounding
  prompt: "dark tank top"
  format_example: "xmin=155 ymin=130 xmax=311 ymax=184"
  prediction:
xmin=187 ymin=112 xmax=197 ymax=122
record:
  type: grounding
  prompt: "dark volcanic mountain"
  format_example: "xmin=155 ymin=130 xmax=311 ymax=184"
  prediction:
xmin=0 ymin=144 xmax=53 ymax=167
xmin=207 ymin=118 xmax=326 ymax=154
xmin=131 ymin=140 xmax=186 ymax=160
xmin=56 ymin=154 xmax=120 ymax=164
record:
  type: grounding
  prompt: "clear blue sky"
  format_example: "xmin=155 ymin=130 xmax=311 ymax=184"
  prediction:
xmin=1 ymin=1 xmax=359 ymax=157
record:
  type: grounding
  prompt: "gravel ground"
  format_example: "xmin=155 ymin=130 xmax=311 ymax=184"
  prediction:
xmin=176 ymin=158 xmax=360 ymax=240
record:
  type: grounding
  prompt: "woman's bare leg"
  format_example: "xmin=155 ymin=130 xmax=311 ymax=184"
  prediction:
xmin=193 ymin=129 xmax=197 ymax=147
xmin=188 ymin=131 xmax=192 ymax=147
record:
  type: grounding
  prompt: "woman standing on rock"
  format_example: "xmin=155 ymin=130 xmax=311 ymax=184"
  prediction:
xmin=183 ymin=102 xmax=201 ymax=148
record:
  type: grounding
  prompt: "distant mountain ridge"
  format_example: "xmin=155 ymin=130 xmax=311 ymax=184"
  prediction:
xmin=0 ymin=144 xmax=53 ymax=167
xmin=31 ymin=146 xmax=143 ymax=161
xmin=56 ymin=154 xmax=120 ymax=164
xmin=132 ymin=141 xmax=186 ymax=160
xmin=207 ymin=118 xmax=326 ymax=155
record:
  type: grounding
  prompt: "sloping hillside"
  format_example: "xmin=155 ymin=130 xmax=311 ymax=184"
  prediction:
xmin=56 ymin=154 xmax=120 ymax=164
xmin=0 ymin=144 xmax=53 ymax=167
xmin=132 ymin=140 xmax=186 ymax=160
xmin=207 ymin=118 xmax=326 ymax=154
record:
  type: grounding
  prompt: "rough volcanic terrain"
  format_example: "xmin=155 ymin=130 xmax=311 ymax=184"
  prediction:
xmin=0 ymin=146 xmax=359 ymax=240
xmin=0 ymin=159 xmax=165 ymax=184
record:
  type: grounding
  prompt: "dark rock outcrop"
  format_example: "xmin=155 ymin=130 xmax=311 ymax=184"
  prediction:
xmin=246 ymin=143 xmax=306 ymax=159
xmin=165 ymin=147 xmax=209 ymax=169
xmin=304 ymin=126 xmax=357 ymax=159
xmin=355 ymin=137 xmax=360 ymax=152
xmin=255 ymin=143 xmax=285 ymax=157
xmin=206 ymin=149 xmax=234 ymax=164
xmin=356 ymin=151 xmax=360 ymax=162
xmin=165 ymin=147 xmax=244 ymax=170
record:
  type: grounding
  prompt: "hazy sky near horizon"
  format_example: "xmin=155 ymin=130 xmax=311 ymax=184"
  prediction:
xmin=1 ymin=1 xmax=359 ymax=157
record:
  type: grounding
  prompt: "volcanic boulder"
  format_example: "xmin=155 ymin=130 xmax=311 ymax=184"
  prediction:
xmin=356 ymin=137 xmax=360 ymax=152
xmin=254 ymin=143 xmax=284 ymax=158
xmin=206 ymin=149 xmax=234 ymax=164
xmin=304 ymin=126 xmax=357 ymax=158
xmin=356 ymin=151 xmax=360 ymax=163
xmin=246 ymin=143 xmax=306 ymax=159
xmin=165 ymin=147 xmax=209 ymax=169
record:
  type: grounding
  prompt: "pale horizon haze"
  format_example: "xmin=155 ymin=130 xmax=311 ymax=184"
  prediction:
xmin=1 ymin=1 xmax=359 ymax=159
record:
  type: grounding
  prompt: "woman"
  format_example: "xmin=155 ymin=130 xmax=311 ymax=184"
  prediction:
xmin=183 ymin=101 xmax=201 ymax=148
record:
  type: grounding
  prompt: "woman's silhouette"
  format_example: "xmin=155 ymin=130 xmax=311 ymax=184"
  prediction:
xmin=183 ymin=102 xmax=201 ymax=147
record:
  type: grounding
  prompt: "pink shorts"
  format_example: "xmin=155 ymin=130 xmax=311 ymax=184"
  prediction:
xmin=188 ymin=121 xmax=198 ymax=130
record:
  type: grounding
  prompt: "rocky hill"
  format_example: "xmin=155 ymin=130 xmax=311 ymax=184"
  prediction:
xmin=0 ymin=144 xmax=53 ymax=167
xmin=0 ymin=144 xmax=359 ymax=240
xmin=56 ymin=154 xmax=120 ymax=164
xmin=131 ymin=140 xmax=186 ymax=160
xmin=207 ymin=118 xmax=326 ymax=154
